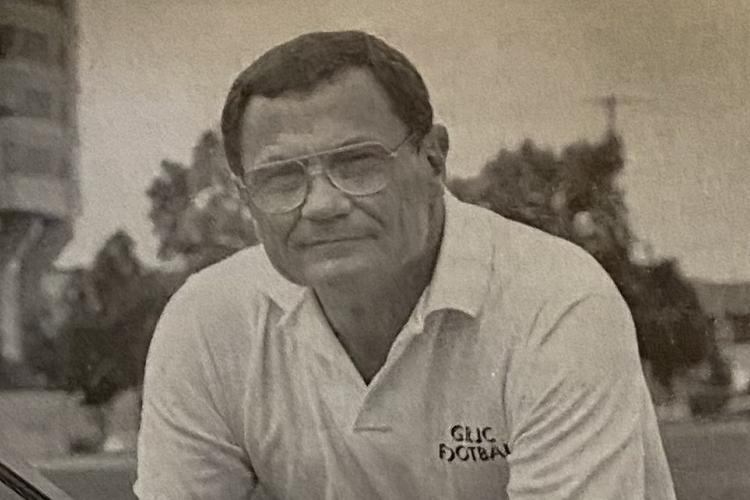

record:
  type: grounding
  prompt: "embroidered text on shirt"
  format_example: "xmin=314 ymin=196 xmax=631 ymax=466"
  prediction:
xmin=438 ymin=425 xmax=511 ymax=462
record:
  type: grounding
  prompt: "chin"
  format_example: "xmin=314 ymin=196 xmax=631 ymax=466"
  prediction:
xmin=302 ymin=256 xmax=376 ymax=288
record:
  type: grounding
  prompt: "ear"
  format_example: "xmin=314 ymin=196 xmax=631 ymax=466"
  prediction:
xmin=420 ymin=123 xmax=449 ymax=180
xmin=233 ymin=175 xmax=265 ymax=242
xmin=251 ymin=216 xmax=263 ymax=242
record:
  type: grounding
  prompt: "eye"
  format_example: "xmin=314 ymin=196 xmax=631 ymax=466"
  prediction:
xmin=247 ymin=162 xmax=304 ymax=193
xmin=331 ymin=148 xmax=378 ymax=163
xmin=331 ymin=144 xmax=388 ymax=166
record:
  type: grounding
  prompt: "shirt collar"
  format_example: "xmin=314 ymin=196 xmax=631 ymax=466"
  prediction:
xmin=420 ymin=190 xmax=492 ymax=319
xmin=254 ymin=252 xmax=306 ymax=312
xmin=258 ymin=190 xmax=493 ymax=320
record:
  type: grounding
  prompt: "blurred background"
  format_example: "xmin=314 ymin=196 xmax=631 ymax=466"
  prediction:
xmin=0 ymin=0 xmax=748 ymax=498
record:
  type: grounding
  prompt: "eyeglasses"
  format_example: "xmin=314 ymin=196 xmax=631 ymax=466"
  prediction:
xmin=242 ymin=132 xmax=415 ymax=214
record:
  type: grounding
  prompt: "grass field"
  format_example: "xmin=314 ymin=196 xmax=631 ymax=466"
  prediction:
xmin=661 ymin=419 xmax=750 ymax=500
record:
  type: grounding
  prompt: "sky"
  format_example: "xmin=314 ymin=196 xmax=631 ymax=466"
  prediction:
xmin=59 ymin=0 xmax=750 ymax=282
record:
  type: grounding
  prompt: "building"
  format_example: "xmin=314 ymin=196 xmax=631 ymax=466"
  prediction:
xmin=0 ymin=0 xmax=80 ymax=386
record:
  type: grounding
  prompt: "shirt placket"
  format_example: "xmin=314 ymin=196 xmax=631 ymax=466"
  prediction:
xmin=353 ymin=303 xmax=428 ymax=431
xmin=295 ymin=291 xmax=367 ymax=430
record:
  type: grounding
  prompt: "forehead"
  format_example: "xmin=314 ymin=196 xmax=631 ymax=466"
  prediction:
xmin=240 ymin=68 xmax=407 ymax=165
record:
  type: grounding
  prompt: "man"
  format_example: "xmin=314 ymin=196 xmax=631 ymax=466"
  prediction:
xmin=135 ymin=31 xmax=675 ymax=499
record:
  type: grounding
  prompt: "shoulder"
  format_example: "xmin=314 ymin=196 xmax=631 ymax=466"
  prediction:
xmin=478 ymin=208 xmax=617 ymax=308
xmin=144 ymin=246 xmax=289 ymax=419
xmin=449 ymin=201 xmax=624 ymax=340
xmin=149 ymin=245 xmax=298 ymax=367
xmin=483 ymin=216 xmax=639 ymax=385
xmin=447 ymin=197 xmax=606 ymax=289
xmin=184 ymin=245 xmax=282 ymax=301
xmin=174 ymin=244 xmax=301 ymax=315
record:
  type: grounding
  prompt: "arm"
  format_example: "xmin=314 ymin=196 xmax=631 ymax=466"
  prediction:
xmin=134 ymin=284 xmax=258 ymax=500
xmin=506 ymin=292 xmax=675 ymax=499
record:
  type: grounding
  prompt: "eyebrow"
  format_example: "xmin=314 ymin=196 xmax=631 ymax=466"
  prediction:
xmin=334 ymin=135 xmax=379 ymax=148
xmin=254 ymin=135 xmax=381 ymax=165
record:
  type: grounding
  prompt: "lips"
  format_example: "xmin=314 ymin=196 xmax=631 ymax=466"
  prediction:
xmin=300 ymin=236 xmax=368 ymax=247
xmin=291 ymin=224 xmax=376 ymax=249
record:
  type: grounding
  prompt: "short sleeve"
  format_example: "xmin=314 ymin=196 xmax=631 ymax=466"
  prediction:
xmin=505 ymin=291 xmax=676 ymax=499
xmin=134 ymin=282 xmax=258 ymax=500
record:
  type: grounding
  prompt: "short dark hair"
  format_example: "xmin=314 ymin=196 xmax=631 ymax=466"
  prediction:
xmin=220 ymin=30 xmax=434 ymax=177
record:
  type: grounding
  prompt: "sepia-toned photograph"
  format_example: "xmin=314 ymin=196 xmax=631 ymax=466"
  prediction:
xmin=1 ymin=1 xmax=748 ymax=498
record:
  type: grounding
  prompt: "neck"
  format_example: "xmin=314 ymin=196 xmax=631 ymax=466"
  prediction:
xmin=315 ymin=249 xmax=436 ymax=334
xmin=314 ymin=204 xmax=445 ymax=382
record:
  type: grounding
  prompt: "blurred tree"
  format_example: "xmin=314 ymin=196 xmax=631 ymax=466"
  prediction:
xmin=462 ymin=139 xmax=565 ymax=237
xmin=448 ymin=132 xmax=727 ymax=395
xmin=24 ymin=130 xmax=260 ymax=449
xmin=147 ymin=131 xmax=257 ymax=272
xmin=621 ymin=260 xmax=726 ymax=387
xmin=58 ymin=131 xmax=257 ymax=406
xmin=147 ymin=160 xmax=191 ymax=260
xmin=21 ymin=310 xmax=62 ymax=387
xmin=61 ymin=231 xmax=174 ymax=406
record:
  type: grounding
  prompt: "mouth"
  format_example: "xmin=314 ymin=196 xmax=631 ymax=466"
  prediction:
xmin=299 ymin=236 xmax=369 ymax=248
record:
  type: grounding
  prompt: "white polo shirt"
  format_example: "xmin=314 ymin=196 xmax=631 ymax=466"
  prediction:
xmin=135 ymin=193 xmax=676 ymax=500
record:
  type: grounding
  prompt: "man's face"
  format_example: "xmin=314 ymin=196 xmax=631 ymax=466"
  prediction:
xmin=239 ymin=68 xmax=444 ymax=288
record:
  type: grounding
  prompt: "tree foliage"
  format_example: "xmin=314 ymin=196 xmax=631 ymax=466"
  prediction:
xmin=147 ymin=131 xmax=257 ymax=272
xmin=61 ymin=231 xmax=176 ymax=405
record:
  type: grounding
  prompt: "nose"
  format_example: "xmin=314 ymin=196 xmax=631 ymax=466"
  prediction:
xmin=300 ymin=163 xmax=352 ymax=220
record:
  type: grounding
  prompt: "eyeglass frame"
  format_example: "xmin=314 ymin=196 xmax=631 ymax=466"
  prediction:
xmin=239 ymin=131 xmax=417 ymax=214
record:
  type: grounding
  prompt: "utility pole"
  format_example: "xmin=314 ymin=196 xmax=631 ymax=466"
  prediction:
xmin=592 ymin=93 xmax=650 ymax=135
xmin=604 ymin=94 xmax=617 ymax=133
xmin=597 ymin=94 xmax=618 ymax=134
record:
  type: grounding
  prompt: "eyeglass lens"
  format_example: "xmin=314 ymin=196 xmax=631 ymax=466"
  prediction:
xmin=246 ymin=143 xmax=393 ymax=213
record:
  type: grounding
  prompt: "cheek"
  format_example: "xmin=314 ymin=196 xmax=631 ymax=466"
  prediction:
xmin=254 ymin=213 xmax=309 ymax=283
xmin=254 ymin=213 xmax=296 ymax=252
xmin=394 ymin=172 xmax=440 ymax=231
xmin=389 ymin=193 xmax=433 ymax=255
xmin=404 ymin=206 xmax=432 ymax=252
